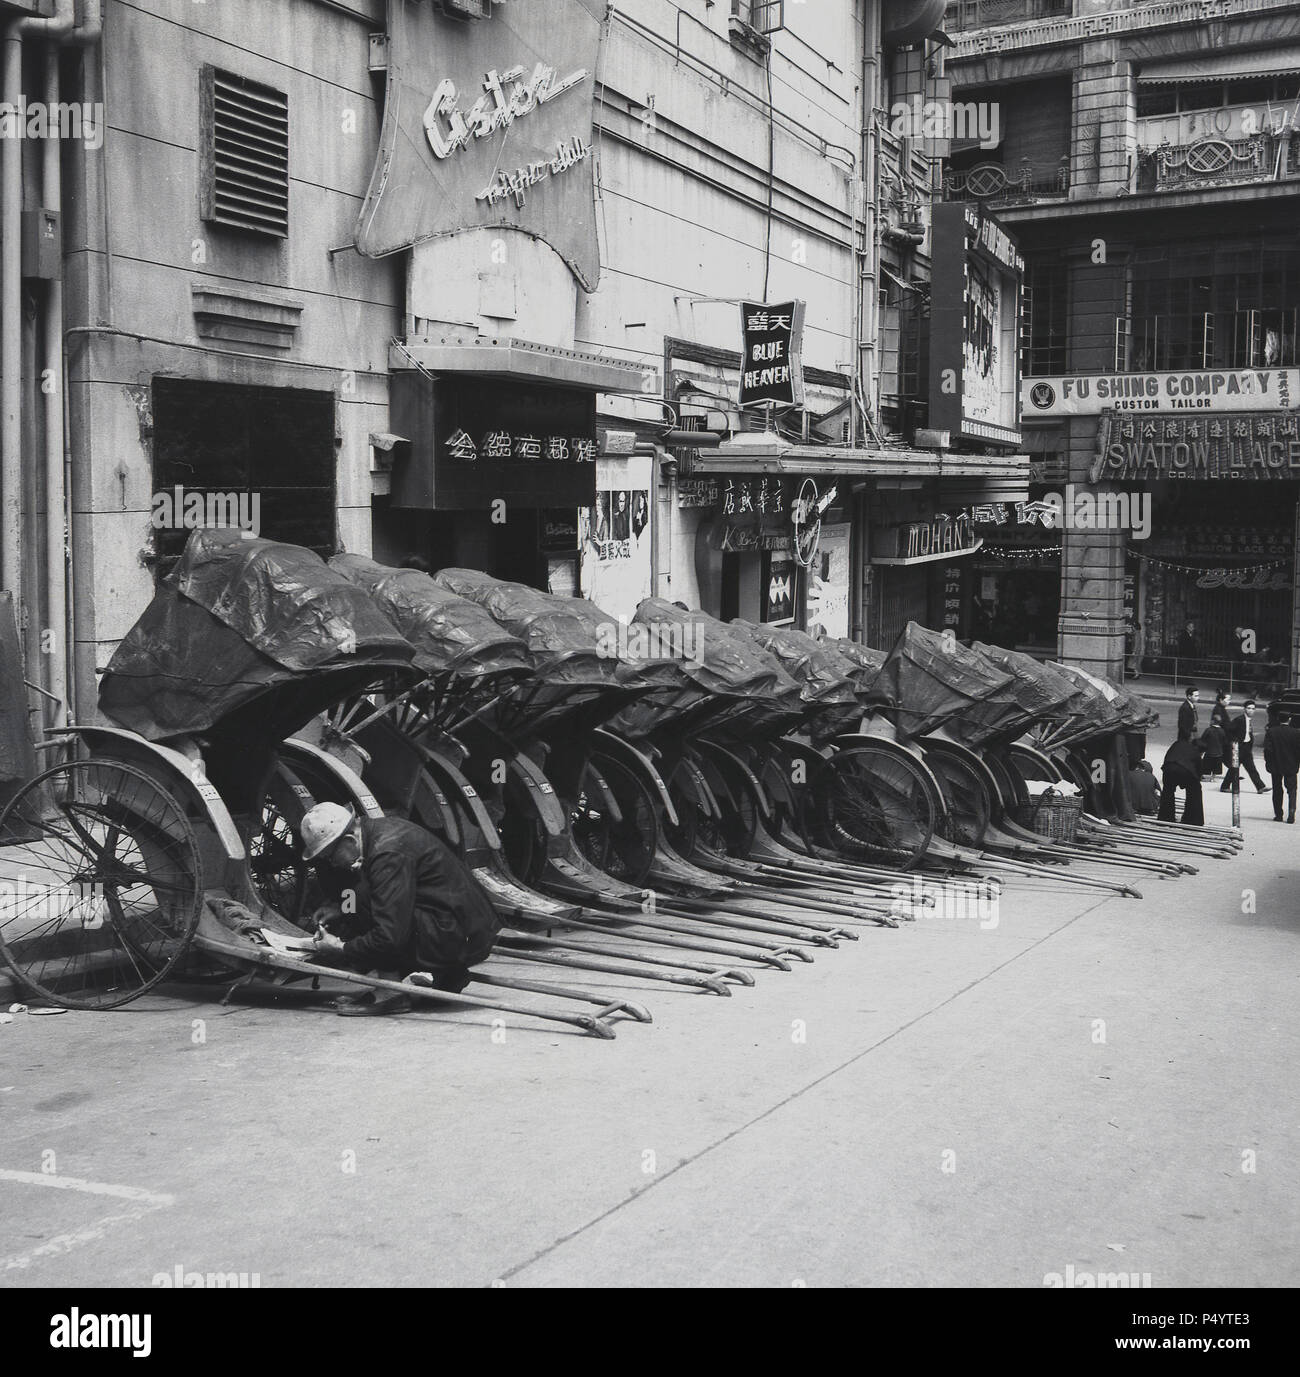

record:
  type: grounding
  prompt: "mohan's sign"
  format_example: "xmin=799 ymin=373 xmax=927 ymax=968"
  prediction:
xmin=355 ymin=0 xmax=606 ymax=290
xmin=1025 ymin=369 xmax=1299 ymax=417
xmin=1090 ymin=411 xmax=1300 ymax=481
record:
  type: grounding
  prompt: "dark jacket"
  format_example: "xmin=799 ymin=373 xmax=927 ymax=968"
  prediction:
xmin=1163 ymin=738 xmax=1205 ymax=776
xmin=317 ymin=816 xmax=500 ymax=971
xmin=1177 ymin=700 xmax=1199 ymax=741
xmin=1264 ymin=723 xmax=1300 ymax=777
xmin=1200 ymin=724 xmax=1226 ymax=763
xmin=1229 ymin=713 xmax=1256 ymax=747
xmin=1210 ymin=702 xmax=1231 ymax=733
xmin=1128 ymin=767 xmax=1159 ymax=814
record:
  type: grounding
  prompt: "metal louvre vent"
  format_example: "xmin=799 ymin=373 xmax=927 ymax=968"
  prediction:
xmin=202 ymin=67 xmax=289 ymax=238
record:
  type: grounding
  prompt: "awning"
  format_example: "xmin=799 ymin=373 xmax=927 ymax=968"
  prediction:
xmin=1138 ymin=51 xmax=1300 ymax=84
xmin=390 ymin=336 xmax=653 ymax=394
xmin=692 ymin=432 xmax=1033 ymax=481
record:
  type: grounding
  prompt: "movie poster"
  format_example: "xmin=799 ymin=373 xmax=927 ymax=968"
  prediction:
xmin=580 ymin=453 xmax=653 ymax=620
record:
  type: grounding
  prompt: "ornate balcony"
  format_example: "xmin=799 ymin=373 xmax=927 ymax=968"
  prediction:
xmin=941 ymin=157 xmax=1070 ymax=206
xmin=1135 ymin=129 xmax=1300 ymax=192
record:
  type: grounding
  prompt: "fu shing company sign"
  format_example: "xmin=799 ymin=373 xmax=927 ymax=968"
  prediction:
xmin=929 ymin=204 xmax=1024 ymax=447
xmin=354 ymin=0 xmax=607 ymax=291
xmin=1025 ymin=369 xmax=1299 ymax=417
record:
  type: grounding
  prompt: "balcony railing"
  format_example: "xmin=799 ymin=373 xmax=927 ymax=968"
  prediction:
xmin=944 ymin=0 xmax=1072 ymax=34
xmin=942 ymin=157 xmax=1070 ymax=206
xmin=1115 ymin=308 xmax=1300 ymax=372
xmin=1135 ymin=129 xmax=1300 ymax=193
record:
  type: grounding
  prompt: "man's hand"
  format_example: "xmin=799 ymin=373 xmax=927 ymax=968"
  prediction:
xmin=311 ymin=903 xmax=344 ymax=928
xmin=313 ymin=928 xmax=346 ymax=955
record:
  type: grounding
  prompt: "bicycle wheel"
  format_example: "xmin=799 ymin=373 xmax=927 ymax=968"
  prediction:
xmin=813 ymin=744 xmax=937 ymax=868
xmin=0 ymin=759 xmax=203 ymax=1009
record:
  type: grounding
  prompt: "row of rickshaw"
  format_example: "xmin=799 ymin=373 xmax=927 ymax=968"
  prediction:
xmin=0 ymin=530 xmax=1241 ymax=1037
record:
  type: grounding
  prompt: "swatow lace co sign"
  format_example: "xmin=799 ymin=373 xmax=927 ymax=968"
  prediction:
xmin=1089 ymin=411 xmax=1300 ymax=481
xmin=355 ymin=0 xmax=607 ymax=290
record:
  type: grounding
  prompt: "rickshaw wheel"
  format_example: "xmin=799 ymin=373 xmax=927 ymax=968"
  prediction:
xmin=584 ymin=756 xmax=658 ymax=887
xmin=0 ymin=758 xmax=203 ymax=1010
xmin=814 ymin=745 xmax=936 ymax=869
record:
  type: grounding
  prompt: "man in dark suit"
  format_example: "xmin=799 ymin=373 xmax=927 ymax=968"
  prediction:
xmin=1221 ymin=699 xmax=1267 ymax=793
xmin=1158 ymin=736 xmax=1205 ymax=826
xmin=1264 ymin=708 xmax=1300 ymax=824
xmin=1177 ymin=686 xmax=1200 ymax=742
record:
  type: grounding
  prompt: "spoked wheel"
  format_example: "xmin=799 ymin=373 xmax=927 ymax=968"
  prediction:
xmin=923 ymin=750 xmax=992 ymax=848
xmin=813 ymin=744 xmax=937 ymax=868
xmin=0 ymin=759 xmax=203 ymax=1009
xmin=587 ymin=756 xmax=659 ymax=886
xmin=569 ymin=778 xmax=613 ymax=874
xmin=247 ymin=792 xmax=309 ymax=923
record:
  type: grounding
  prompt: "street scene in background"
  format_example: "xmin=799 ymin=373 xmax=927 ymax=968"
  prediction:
xmin=0 ymin=0 xmax=1295 ymax=1324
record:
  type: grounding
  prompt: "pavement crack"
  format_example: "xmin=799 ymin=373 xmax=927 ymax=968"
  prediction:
xmin=495 ymin=895 xmax=1112 ymax=1284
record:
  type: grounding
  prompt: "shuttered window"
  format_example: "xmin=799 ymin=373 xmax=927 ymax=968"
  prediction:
xmin=201 ymin=67 xmax=289 ymax=239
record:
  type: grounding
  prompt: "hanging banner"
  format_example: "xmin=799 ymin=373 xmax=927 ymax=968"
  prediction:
xmin=1025 ymin=369 xmax=1299 ymax=417
xmin=808 ymin=523 xmax=851 ymax=640
xmin=739 ymin=301 xmax=806 ymax=408
xmin=929 ymin=203 xmax=1024 ymax=447
xmin=1090 ymin=411 xmax=1300 ymax=481
xmin=355 ymin=0 xmax=607 ymax=290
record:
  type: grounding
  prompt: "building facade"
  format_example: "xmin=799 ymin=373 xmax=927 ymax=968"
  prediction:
xmin=0 ymin=0 xmax=1030 ymax=744
xmin=940 ymin=0 xmax=1300 ymax=689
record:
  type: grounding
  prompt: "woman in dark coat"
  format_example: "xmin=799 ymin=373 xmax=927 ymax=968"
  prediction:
xmin=1203 ymin=689 xmax=1231 ymax=777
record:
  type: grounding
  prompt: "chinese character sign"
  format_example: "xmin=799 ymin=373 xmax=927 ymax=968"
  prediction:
xmin=739 ymin=300 xmax=806 ymax=408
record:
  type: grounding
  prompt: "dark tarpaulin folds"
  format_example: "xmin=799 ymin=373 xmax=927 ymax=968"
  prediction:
xmin=829 ymin=638 xmax=888 ymax=703
xmin=873 ymin=621 xmax=1020 ymax=743
xmin=730 ymin=621 xmax=859 ymax=710
xmin=973 ymin=642 xmax=1085 ymax=727
xmin=431 ymin=569 xmax=618 ymax=689
xmin=99 ymin=530 xmax=416 ymax=743
xmin=631 ymin=599 xmax=803 ymax=711
xmin=330 ymin=554 xmax=533 ymax=682
xmin=1050 ymin=661 xmax=1159 ymax=732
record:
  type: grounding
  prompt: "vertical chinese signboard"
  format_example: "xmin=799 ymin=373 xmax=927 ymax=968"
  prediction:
xmin=739 ymin=301 xmax=806 ymax=409
xmin=929 ymin=203 xmax=1024 ymax=447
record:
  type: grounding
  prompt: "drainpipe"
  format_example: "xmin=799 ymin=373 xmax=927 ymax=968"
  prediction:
xmin=2 ymin=0 xmax=77 ymax=642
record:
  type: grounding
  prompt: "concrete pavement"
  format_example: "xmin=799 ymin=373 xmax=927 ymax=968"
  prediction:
xmin=1 ymin=721 xmax=1296 ymax=1289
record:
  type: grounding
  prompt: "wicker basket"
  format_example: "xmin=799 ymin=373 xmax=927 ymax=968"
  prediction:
xmin=1018 ymin=788 xmax=1083 ymax=843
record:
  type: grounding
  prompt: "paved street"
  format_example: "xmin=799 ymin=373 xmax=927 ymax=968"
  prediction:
xmin=2 ymin=720 xmax=1296 ymax=1290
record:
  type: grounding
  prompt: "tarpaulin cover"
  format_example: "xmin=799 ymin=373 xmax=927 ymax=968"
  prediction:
xmin=431 ymin=569 xmax=617 ymax=688
xmin=1052 ymin=662 xmax=1158 ymax=731
xmin=974 ymin=643 xmax=1084 ymax=722
xmin=99 ymin=530 xmax=415 ymax=743
xmin=730 ymin=621 xmax=860 ymax=710
xmin=873 ymin=621 xmax=1020 ymax=742
xmin=330 ymin=554 xmax=533 ymax=682
xmin=829 ymin=638 xmax=889 ymax=703
xmin=631 ymin=599 xmax=803 ymax=710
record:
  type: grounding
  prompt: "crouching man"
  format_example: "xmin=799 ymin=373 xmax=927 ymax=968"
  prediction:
xmin=299 ymin=803 xmax=501 ymax=1016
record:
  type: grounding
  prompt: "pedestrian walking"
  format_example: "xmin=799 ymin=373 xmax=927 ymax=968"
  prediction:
xmin=1263 ymin=708 xmax=1300 ymax=824
xmin=1202 ymin=689 xmax=1231 ymax=777
xmin=1177 ymin=685 xmax=1200 ymax=742
xmin=1158 ymin=736 xmax=1206 ymax=826
xmin=1221 ymin=699 xmax=1267 ymax=793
